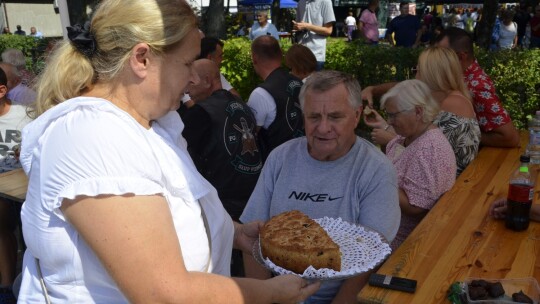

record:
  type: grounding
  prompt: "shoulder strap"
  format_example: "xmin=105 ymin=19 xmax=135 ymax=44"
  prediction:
xmin=199 ymin=202 xmax=212 ymax=272
xmin=35 ymin=258 xmax=52 ymax=304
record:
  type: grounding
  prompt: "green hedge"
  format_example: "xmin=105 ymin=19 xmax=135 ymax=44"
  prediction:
xmin=0 ymin=34 xmax=54 ymax=74
xmin=2 ymin=34 xmax=538 ymax=129
xmin=221 ymin=37 xmax=540 ymax=129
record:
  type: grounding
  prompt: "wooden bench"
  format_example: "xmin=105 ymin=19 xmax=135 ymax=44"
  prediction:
xmin=357 ymin=130 xmax=540 ymax=303
xmin=0 ymin=168 xmax=28 ymax=203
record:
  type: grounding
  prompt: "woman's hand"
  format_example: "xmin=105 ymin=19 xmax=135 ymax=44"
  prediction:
xmin=370 ymin=128 xmax=396 ymax=146
xmin=489 ymin=198 xmax=507 ymax=220
xmin=267 ymin=275 xmax=321 ymax=304
xmin=361 ymin=86 xmax=375 ymax=108
xmin=363 ymin=107 xmax=387 ymax=129
xmin=233 ymin=221 xmax=264 ymax=255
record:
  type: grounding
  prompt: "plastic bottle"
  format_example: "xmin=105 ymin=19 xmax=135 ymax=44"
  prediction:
xmin=526 ymin=111 xmax=540 ymax=164
xmin=505 ymin=155 xmax=534 ymax=231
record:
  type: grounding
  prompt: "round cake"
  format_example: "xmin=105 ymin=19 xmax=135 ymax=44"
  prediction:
xmin=260 ymin=210 xmax=341 ymax=274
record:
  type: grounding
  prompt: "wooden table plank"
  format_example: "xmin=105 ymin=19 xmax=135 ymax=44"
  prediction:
xmin=0 ymin=168 xmax=28 ymax=203
xmin=358 ymin=131 xmax=540 ymax=303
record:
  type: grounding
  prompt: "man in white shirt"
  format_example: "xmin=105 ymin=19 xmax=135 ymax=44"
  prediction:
xmin=29 ymin=27 xmax=43 ymax=38
xmin=293 ymin=0 xmax=336 ymax=70
xmin=247 ymin=36 xmax=303 ymax=159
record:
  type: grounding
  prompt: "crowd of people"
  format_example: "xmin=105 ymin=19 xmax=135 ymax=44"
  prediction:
xmin=2 ymin=26 xmax=42 ymax=38
xmin=0 ymin=0 xmax=536 ymax=303
xmin=344 ymin=1 xmax=540 ymax=50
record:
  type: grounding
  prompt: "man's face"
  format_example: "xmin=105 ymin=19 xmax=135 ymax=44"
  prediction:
xmin=31 ymin=27 xmax=36 ymax=34
xmin=303 ymin=83 xmax=361 ymax=161
xmin=400 ymin=4 xmax=410 ymax=15
xmin=0 ymin=84 xmax=7 ymax=100
xmin=186 ymin=71 xmax=211 ymax=102
xmin=208 ymin=44 xmax=223 ymax=66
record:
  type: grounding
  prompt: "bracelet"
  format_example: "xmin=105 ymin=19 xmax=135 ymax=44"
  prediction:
xmin=384 ymin=124 xmax=390 ymax=131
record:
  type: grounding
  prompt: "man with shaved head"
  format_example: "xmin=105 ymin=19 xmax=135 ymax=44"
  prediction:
xmin=182 ymin=59 xmax=262 ymax=275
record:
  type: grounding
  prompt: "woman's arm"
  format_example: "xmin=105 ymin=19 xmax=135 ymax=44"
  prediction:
xmin=489 ymin=198 xmax=540 ymax=222
xmin=361 ymin=82 xmax=399 ymax=107
xmin=398 ymin=189 xmax=428 ymax=218
xmin=62 ymin=195 xmax=318 ymax=303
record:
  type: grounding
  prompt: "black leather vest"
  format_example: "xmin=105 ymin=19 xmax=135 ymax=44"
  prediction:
xmin=258 ymin=67 xmax=304 ymax=159
xmin=196 ymin=90 xmax=262 ymax=201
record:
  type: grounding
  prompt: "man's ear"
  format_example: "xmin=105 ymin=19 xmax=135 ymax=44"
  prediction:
xmin=0 ymin=85 xmax=7 ymax=99
xmin=355 ymin=105 xmax=362 ymax=122
xmin=251 ymin=53 xmax=258 ymax=65
xmin=129 ymin=43 xmax=152 ymax=78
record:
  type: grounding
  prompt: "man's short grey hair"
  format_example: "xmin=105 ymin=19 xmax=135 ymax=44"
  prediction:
xmin=1 ymin=48 xmax=26 ymax=71
xmin=299 ymin=70 xmax=362 ymax=110
xmin=380 ymin=79 xmax=440 ymax=123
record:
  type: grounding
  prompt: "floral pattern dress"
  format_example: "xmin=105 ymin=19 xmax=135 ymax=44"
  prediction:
xmin=435 ymin=111 xmax=481 ymax=176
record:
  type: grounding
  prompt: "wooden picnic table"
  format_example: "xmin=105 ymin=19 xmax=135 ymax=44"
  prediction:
xmin=358 ymin=130 xmax=540 ymax=303
xmin=0 ymin=168 xmax=28 ymax=203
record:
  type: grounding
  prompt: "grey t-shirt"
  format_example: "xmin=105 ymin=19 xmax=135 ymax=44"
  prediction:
xmin=295 ymin=0 xmax=336 ymax=62
xmin=241 ymin=136 xmax=400 ymax=303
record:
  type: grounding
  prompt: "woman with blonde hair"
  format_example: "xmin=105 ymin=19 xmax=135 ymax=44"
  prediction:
xmin=363 ymin=46 xmax=480 ymax=176
xmin=17 ymin=0 xmax=319 ymax=302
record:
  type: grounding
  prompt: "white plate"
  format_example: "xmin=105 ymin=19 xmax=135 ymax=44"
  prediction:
xmin=253 ymin=216 xmax=392 ymax=280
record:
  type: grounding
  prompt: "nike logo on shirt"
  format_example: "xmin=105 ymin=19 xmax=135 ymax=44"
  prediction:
xmin=288 ymin=191 xmax=344 ymax=202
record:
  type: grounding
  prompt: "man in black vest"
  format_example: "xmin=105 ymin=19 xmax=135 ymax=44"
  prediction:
xmin=247 ymin=36 xmax=304 ymax=160
xmin=183 ymin=59 xmax=262 ymax=221
xmin=182 ymin=59 xmax=262 ymax=275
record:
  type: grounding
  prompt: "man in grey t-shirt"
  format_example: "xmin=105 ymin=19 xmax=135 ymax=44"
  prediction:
xmin=240 ymin=71 xmax=400 ymax=303
xmin=293 ymin=0 xmax=335 ymax=70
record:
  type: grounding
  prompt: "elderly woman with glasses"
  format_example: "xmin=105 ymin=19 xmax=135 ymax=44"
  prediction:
xmin=249 ymin=11 xmax=279 ymax=40
xmin=378 ymin=79 xmax=456 ymax=250
xmin=363 ymin=46 xmax=480 ymax=176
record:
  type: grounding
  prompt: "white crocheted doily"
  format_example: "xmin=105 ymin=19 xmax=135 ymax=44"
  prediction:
xmin=254 ymin=217 xmax=392 ymax=280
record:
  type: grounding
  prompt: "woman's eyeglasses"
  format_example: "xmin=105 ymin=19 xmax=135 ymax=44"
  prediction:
xmin=386 ymin=109 xmax=413 ymax=120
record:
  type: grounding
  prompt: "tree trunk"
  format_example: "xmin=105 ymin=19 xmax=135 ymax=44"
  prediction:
xmin=271 ymin=0 xmax=281 ymax=31
xmin=206 ymin=0 xmax=226 ymax=38
xmin=475 ymin=0 xmax=499 ymax=50
xmin=68 ymin=0 xmax=90 ymax=25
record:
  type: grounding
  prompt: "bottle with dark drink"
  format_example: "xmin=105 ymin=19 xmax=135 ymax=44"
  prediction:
xmin=506 ymin=155 xmax=534 ymax=231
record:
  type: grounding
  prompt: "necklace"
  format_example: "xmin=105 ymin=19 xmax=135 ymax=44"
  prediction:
xmin=404 ymin=122 xmax=432 ymax=147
